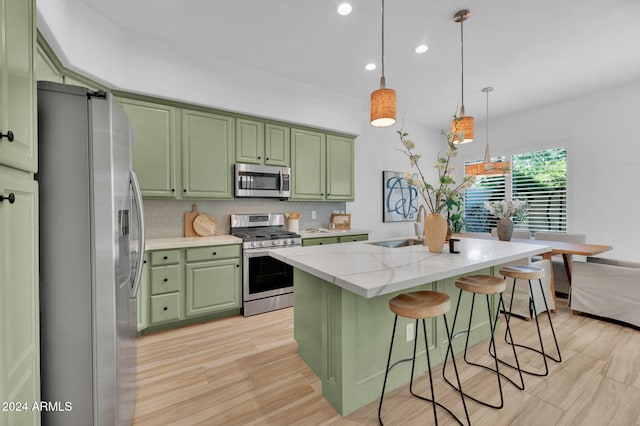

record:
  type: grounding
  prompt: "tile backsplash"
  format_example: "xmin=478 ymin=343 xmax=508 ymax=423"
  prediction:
xmin=143 ymin=199 xmax=347 ymax=238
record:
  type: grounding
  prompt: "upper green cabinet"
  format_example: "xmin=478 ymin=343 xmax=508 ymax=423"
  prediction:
xmin=182 ymin=109 xmax=234 ymax=199
xmin=235 ymin=118 xmax=264 ymax=164
xmin=291 ymin=128 xmax=325 ymax=200
xmin=0 ymin=0 xmax=36 ymax=173
xmin=326 ymin=134 xmax=354 ymax=201
xmin=119 ymin=98 xmax=179 ymax=198
xmin=118 ymin=96 xmax=235 ymax=200
xmin=291 ymin=128 xmax=354 ymax=201
xmin=236 ymin=119 xmax=290 ymax=167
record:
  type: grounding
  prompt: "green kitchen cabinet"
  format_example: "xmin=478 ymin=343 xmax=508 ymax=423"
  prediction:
xmin=181 ymin=109 xmax=235 ymax=199
xmin=185 ymin=258 xmax=241 ymax=317
xmin=119 ymin=98 xmax=180 ymax=198
xmin=338 ymin=234 xmax=368 ymax=243
xmin=0 ymin=165 xmax=39 ymax=426
xmin=185 ymin=245 xmax=241 ymax=317
xmin=236 ymin=119 xmax=290 ymax=167
xmin=235 ymin=118 xmax=264 ymax=164
xmin=264 ymin=123 xmax=290 ymax=166
xmin=291 ymin=128 xmax=354 ymax=201
xmin=0 ymin=0 xmax=37 ymax=173
xmin=291 ymin=128 xmax=325 ymax=200
xmin=302 ymin=236 xmax=340 ymax=246
xmin=35 ymin=43 xmax=62 ymax=83
xmin=326 ymin=134 xmax=354 ymax=201
xmin=139 ymin=244 xmax=241 ymax=333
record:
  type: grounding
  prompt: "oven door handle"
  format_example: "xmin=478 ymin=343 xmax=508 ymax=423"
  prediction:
xmin=244 ymin=247 xmax=298 ymax=258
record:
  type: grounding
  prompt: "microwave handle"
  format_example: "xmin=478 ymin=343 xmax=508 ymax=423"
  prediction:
xmin=279 ymin=170 xmax=283 ymax=192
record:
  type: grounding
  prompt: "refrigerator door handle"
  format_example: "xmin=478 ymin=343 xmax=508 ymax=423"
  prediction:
xmin=130 ymin=170 xmax=146 ymax=297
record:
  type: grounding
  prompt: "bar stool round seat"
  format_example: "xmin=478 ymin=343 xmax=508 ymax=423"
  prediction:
xmin=443 ymin=275 xmax=524 ymax=410
xmin=389 ymin=291 xmax=450 ymax=319
xmin=378 ymin=290 xmax=469 ymax=426
xmin=455 ymin=275 xmax=506 ymax=295
xmin=497 ymin=264 xmax=561 ymax=378
xmin=499 ymin=265 xmax=545 ymax=280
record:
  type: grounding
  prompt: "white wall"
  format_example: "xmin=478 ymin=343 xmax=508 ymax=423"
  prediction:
xmin=36 ymin=4 xmax=362 ymax=136
xmin=452 ymin=80 xmax=640 ymax=262
xmin=348 ymin=121 xmax=442 ymax=241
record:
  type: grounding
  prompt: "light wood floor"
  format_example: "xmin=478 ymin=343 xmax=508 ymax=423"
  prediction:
xmin=133 ymin=301 xmax=640 ymax=425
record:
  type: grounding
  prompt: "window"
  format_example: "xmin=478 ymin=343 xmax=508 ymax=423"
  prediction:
xmin=463 ymin=147 xmax=567 ymax=234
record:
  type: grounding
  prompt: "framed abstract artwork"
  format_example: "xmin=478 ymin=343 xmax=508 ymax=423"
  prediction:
xmin=382 ymin=171 xmax=419 ymax=222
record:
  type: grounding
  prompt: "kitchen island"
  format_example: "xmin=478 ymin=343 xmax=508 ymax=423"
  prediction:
xmin=269 ymin=237 xmax=551 ymax=416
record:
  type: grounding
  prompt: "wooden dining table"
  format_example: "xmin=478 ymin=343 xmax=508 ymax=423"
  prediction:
xmin=455 ymin=233 xmax=613 ymax=308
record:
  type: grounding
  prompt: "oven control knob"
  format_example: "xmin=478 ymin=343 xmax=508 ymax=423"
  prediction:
xmin=271 ymin=240 xmax=277 ymax=246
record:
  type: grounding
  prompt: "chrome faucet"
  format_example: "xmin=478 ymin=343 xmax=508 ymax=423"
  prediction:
xmin=414 ymin=205 xmax=427 ymax=239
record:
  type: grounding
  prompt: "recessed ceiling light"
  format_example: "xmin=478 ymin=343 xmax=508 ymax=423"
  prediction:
xmin=365 ymin=63 xmax=376 ymax=71
xmin=415 ymin=44 xmax=429 ymax=54
xmin=337 ymin=3 xmax=352 ymax=16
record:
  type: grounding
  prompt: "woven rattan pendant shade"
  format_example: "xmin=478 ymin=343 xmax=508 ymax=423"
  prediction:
xmin=451 ymin=115 xmax=474 ymax=144
xmin=370 ymin=0 xmax=396 ymax=127
xmin=371 ymin=86 xmax=396 ymax=127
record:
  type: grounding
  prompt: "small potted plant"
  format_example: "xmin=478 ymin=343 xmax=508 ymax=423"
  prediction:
xmin=483 ymin=199 xmax=528 ymax=241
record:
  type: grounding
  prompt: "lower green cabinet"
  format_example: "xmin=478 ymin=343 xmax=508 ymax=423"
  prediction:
xmin=302 ymin=234 xmax=368 ymax=247
xmin=137 ymin=244 xmax=241 ymax=333
xmin=185 ymin=258 xmax=241 ymax=317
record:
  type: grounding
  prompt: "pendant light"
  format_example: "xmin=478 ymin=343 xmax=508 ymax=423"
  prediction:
xmin=451 ymin=9 xmax=474 ymax=143
xmin=370 ymin=0 xmax=396 ymax=127
xmin=465 ymin=87 xmax=511 ymax=176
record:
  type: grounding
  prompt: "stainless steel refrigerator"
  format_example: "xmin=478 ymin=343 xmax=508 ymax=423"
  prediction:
xmin=37 ymin=81 xmax=145 ymax=426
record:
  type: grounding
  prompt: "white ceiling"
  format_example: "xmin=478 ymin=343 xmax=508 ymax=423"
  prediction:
xmin=75 ymin=0 xmax=640 ymax=129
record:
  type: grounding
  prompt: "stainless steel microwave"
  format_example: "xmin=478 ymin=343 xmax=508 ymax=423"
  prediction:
xmin=234 ymin=163 xmax=291 ymax=198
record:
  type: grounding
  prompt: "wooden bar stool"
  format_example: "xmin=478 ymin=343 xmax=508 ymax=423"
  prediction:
xmin=497 ymin=265 xmax=562 ymax=377
xmin=443 ymin=275 xmax=524 ymax=410
xmin=378 ymin=291 xmax=470 ymax=426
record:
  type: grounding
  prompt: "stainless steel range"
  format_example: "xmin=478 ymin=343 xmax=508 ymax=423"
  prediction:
xmin=231 ymin=213 xmax=301 ymax=316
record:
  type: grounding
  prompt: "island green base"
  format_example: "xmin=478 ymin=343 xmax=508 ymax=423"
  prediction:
xmin=293 ymin=267 xmax=498 ymax=416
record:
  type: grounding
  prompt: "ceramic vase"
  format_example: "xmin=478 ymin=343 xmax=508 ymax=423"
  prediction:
xmin=497 ymin=218 xmax=514 ymax=241
xmin=424 ymin=213 xmax=448 ymax=253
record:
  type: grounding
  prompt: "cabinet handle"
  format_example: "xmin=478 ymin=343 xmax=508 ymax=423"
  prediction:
xmin=171 ymin=188 xmax=175 ymax=192
xmin=163 ymin=278 xmax=168 ymax=282
xmin=236 ymin=264 xmax=240 ymax=268
xmin=258 ymin=156 xmax=261 ymax=160
xmin=319 ymin=242 xmax=323 ymax=245
xmin=163 ymin=306 xmax=168 ymax=311
xmin=266 ymin=157 xmax=269 ymax=161
xmin=212 ymin=252 xmax=217 ymax=256
xmin=0 ymin=193 xmax=16 ymax=204
xmin=0 ymin=131 xmax=14 ymax=142
xmin=143 ymin=259 xmax=147 ymax=264
xmin=183 ymin=189 xmax=187 ymax=193
xmin=163 ymin=256 xmax=168 ymax=260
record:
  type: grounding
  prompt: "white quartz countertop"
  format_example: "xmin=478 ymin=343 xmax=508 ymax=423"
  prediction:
xmin=145 ymin=235 xmax=242 ymax=251
xmin=268 ymin=237 xmax=551 ymax=298
xmin=299 ymin=228 xmax=371 ymax=239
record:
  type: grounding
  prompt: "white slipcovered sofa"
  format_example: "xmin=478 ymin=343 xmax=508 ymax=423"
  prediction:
xmin=572 ymin=257 xmax=640 ymax=328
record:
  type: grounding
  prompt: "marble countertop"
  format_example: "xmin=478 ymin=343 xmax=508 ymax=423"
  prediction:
xmin=268 ymin=236 xmax=551 ymax=299
xmin=298 ymin=228 xmax=371 ymax=239
xmin=145 ymin=235 xmax=242 ymax=251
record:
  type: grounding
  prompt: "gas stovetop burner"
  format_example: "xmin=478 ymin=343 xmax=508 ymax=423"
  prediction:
xmin=230 ymin=213 xmax=302 ymax=249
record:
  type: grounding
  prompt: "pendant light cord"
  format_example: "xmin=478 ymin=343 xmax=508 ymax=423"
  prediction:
xmin=460 ymin=17 xmax=465 ymax=113
xmin=380 ymin=0 xmax=386 ymax=87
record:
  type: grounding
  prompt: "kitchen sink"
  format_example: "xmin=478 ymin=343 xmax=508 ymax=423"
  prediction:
xmin=367 ymin=238 xmax=423 ymax=248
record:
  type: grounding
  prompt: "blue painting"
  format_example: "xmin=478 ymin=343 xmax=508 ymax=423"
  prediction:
xmin=383 ymin=171 xmax=419 ymax=222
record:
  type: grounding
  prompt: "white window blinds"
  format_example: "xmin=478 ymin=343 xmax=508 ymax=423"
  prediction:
xmin=463 ymin=147 xmax=567 ymax=234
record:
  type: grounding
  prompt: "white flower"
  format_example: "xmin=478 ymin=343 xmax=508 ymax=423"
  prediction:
xmin=403 ymin=139 xmax=416 ymax=149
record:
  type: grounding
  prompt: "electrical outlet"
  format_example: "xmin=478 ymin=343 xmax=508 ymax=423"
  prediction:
xmin=311 ymin=211 xmax=316 ymax=219
xmin=406 ymin=323 xmax=414 ymax=342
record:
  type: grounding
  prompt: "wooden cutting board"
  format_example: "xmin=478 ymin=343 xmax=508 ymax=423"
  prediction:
xmin=184 ymin=204 xmax=199 ymax=237
xmin=193 ymin=213 xmax=219 ymax=237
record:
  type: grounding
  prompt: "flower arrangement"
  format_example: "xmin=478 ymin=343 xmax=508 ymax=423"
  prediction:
xmin=398 ymin=128 xmax=476 ymax=215
xmin=484 ymin=199 xmax=528 ymax=222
